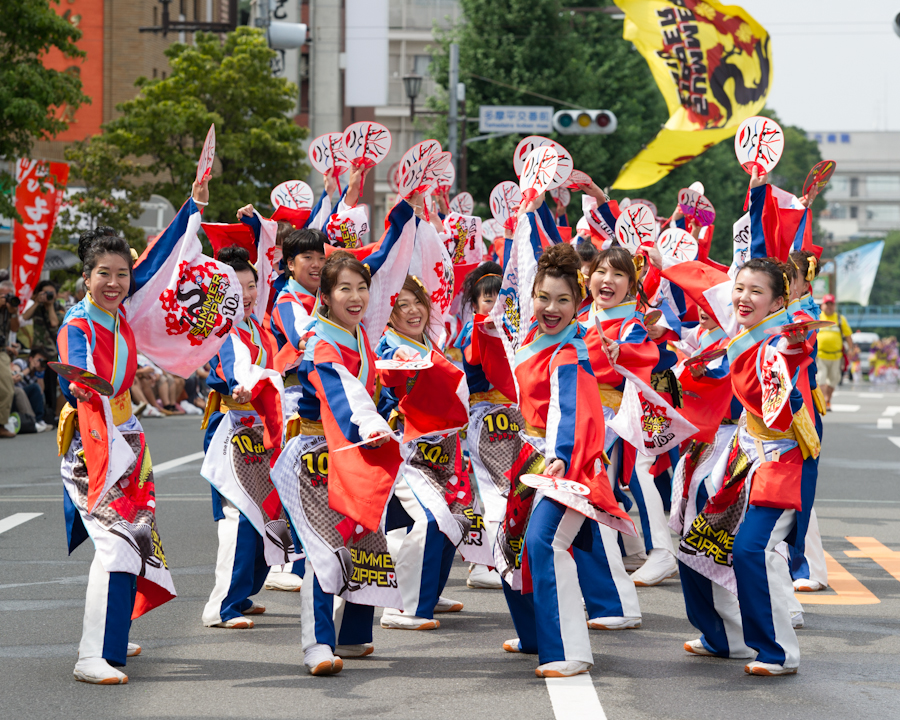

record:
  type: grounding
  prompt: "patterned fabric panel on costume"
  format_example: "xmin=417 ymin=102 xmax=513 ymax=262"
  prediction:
xmin=270 ymin=434 xmax=402 ymax=609
xmin=467 ymin=403 xmax=528 ymax=525
xmin=402 ymin=433 xmax=493 ymax=565
xmin=676 ymin=430 xmax=749 ymax=595
xmin=62 ymin=425 xmax=175 ymax=613
xmin=202 ymin=411 xmax=303 ymax=567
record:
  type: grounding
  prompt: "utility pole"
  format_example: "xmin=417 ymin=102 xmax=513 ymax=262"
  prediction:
xmin=448 ymin=43 xmax=459 ymax=195
xmin=458 ymin=82 xmax=467 ymax=192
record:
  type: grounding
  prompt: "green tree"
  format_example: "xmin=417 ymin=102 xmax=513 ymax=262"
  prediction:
xmin=102 ymin=27 xmax=309 ymax=223
xmin=0 ymin=0 xmax=87 ymax=219
xmin=51 ymin=138 xmax=151 ymax=252
xmin=429 ymin=0 xmax=823 ymax=262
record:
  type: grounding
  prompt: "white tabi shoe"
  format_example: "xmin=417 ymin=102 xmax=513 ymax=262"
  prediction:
xmin=467 ymin=564 xmax=503 ymax=589
xmin=244 ymin=601 xmax=266 ymax=615
xmin=503 ymin=638 xmax=522 ymax=653
xmin=210 ymin=616 xmax=254 ymax=629
xmin=335 ymin=643 xmax=374 ymax=658
xmin=264 ymin=569 xmax=303 ymax=592
xmin=683 ymin=639 xmax=717 ymax=657
xmin=623 ymin=551 xmax=648 ymax=572
xmin=305 ymin=644 xmax=343 ymax=676
xmin=380 ymin=608 xmax=440 ymax=630
xmin=535 ymin=660 xmax=592 ymax=678
xmin=434 ymin=596 xmax=464 ymax=613
xmin=793 ymin=578 xmax=825 ymax=592
xmin=587 ymin=616 xmax=641 ymax=630
xmin=126 ymin=643 xmax=142 ymax=658
xmin=744 ymin=661 xmax=798 ymax=676
xmin=684 ymin=638 xmax=755 ymax=659
xmin=630 ymin=549 xmax=677 ymax=586
xmin=791 ymin=611 xmax=805 ymax=629
xmin=73 ymin=658 xmax=128 ymax=685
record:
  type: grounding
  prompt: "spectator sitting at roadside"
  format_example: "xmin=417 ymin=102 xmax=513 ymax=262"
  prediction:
xmin=0 ymin=281 xmax=21 ymax=439
xmin=11 ymin=347 xmax=52 ymax=432
xmin=21 ymin=280 xmax=64 ymax=424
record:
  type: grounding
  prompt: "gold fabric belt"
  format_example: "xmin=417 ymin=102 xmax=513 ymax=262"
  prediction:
xmin=470 ymin=389 xmax=512 ymax=406
xmin=220 ymin=396 xmax=255 ymax=412
xmin=598 ymin=383 xmax=623 ymax=411
xmin=56 ymin=390 xmax=132 ymax=456
xmin=523 ymin=421 xmax=546 ymax=438
xmin=200 ymin=390 xmax=254 ymax=429
xmin=285 ymin=415 xmax=325 ymax=441
xmin=746 ymin=413 xmax=795 ymax=442
xmin=746 ymin=411 xmax=820 ymax=460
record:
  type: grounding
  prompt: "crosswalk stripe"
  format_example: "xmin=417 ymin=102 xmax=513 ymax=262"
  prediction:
xmin=546 ymin=675 xmax=607 ymax=720
xmin=0 ymin=513 xmax=43 ymax=536
xmin=829 ymin=404 xmax=860 ymax=412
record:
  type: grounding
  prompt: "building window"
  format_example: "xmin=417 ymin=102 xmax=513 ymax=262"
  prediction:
xmin=840 ymin=133 xmax=850 ymax=143
xmin=828 ymin=175 xmax=849 ymax=196
xmin=866 ymin=205 xmax=900 ymax=223
xmin=866 ymin=176 xmax=900 ymax=197
xmin=850 ymin=177 xmax=859 ymax=197
xmin=826 ymin=203 xmax=847 ymax=219
xmin=850 ymin=206 xmax=858 ymax=219
xmin=413 ymin=54 xmax=432 ymax=77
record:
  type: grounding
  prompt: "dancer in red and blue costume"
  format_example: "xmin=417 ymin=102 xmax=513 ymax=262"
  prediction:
xmin=375 ymin=276 xmax=478 ymax=629
xmin=785 ymin=250 xmax=829 ymax=594
xmin=199 ymin=244 xmax=294 ymax=628
xmin=455 ymin=263 xmax=512 ymax=591
xmin=269 ymin=197 xmax=419 ymax=676
xmin=489 ymin=234 xmax=635 ymax=677
xmin=58 ymin=180 xmax=213 ymax=684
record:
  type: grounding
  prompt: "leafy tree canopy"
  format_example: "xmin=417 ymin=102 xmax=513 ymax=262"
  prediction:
xmin=101 ymin=27 xmax=309 ymax=223
xmin=51 ymin=139 xmax=151 ymax=253
xmin=430 ymin=0 xmax=822 ymax=262
xmin=0 ymin=0 xmax=87 ymax=218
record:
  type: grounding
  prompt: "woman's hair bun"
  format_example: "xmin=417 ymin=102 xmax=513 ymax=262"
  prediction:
xmin=537 ymin=243 xmax=580 ymax=274
xmin=216 ymin=244 xmax=250 ymax=264
xmin=78 ymin=226 xmax=119 ymax=264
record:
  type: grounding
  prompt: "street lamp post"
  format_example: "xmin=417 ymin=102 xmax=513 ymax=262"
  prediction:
xmin=403 ymin=74 xmax=423 ymax=120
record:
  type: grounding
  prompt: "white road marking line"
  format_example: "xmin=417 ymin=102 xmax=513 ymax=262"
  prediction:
xmin=883 ymin=406 xmax=900 ymax=417
xmin=545 ymin=675 xmax=607 ymax=720
xmin=153 ymin=451 xmax=206 ymax=474
xmin=829 ymin=404 xmax=861 ymax=412
xmin=0 ymin=513 xmax=43 ymax=535
xmin=877 ymin=418 xmax=893 ymax=429
xmin=888 ymin=438 xmax=900 ymax=451
xmin=866 ymin=393 xmax=885 ymax=399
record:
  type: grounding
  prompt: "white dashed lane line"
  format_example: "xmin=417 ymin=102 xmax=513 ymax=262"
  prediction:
xmin=0 ymin=513 xmax=43 ymax=536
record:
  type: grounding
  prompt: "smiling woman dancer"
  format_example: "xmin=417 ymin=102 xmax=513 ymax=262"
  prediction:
xmin=488 ymin=197 xmax=636 ymax=678
xmin=58 ymin=181 xmax=212 ymax=684
xmin=199 ymin=244 xmax=294 ymax=630
xmin=270 ymin=198 xmax=417 ymax=676
xmin=376 ymin=275 xmax=488 ymax=630
xmin=682 ymin=255 xmax=819 ymax=676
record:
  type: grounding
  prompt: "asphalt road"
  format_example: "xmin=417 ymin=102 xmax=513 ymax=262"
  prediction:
xmin=1 ymin=385 xmax=899 ymax=719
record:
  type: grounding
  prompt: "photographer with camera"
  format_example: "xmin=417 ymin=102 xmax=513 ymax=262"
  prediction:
xmin=21 ymin=280 xmax=63 ymax=425
xmin=0 ymin=280 xmax=22 ymax=438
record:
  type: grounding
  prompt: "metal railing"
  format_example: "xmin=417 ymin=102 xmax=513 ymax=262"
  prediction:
xmin=839 ymin=305 xmax=900 ymax=328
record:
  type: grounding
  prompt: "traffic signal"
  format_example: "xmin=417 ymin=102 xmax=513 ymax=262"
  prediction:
xmin=552 ymin=110 xmax=618 ymax=135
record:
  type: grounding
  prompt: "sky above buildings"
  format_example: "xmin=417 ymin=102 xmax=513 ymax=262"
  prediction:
xmin=746 ymin=0 xmax=900 ymax=132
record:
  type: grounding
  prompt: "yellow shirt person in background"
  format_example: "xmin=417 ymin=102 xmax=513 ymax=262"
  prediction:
xmin=816 ymin=294 xmax=853 ymax=408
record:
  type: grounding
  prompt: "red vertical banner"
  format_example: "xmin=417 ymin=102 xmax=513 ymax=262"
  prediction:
xmin=12 ymin=159 xmax=70 ymax=304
